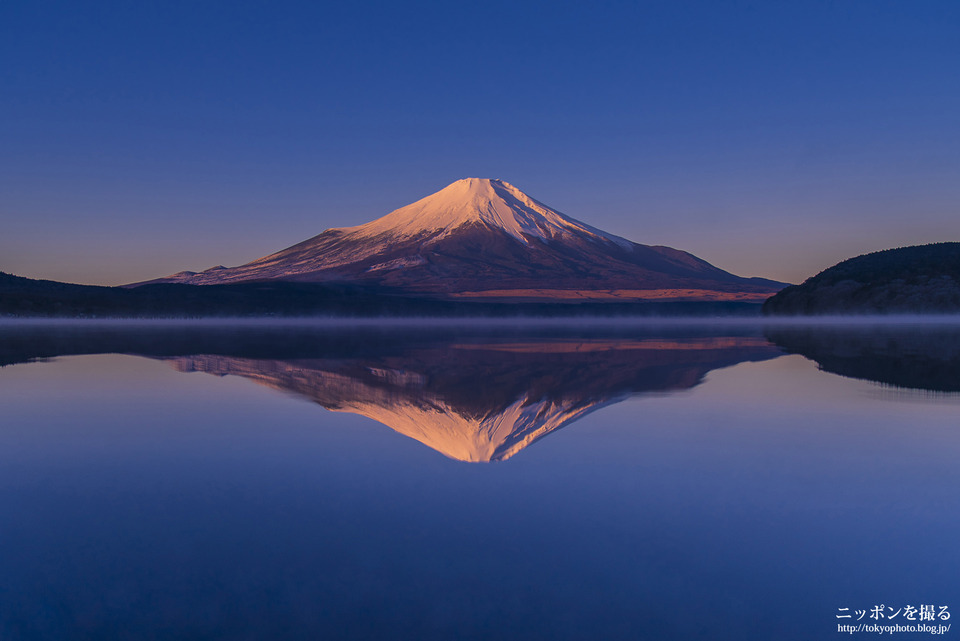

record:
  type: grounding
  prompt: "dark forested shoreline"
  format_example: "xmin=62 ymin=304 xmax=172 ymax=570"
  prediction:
xmin=0 ymin=272 xmax=763 ymax=318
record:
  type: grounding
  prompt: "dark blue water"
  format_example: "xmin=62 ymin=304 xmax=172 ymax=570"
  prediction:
xmin=0 ymin=323 xmax=957 ymax=640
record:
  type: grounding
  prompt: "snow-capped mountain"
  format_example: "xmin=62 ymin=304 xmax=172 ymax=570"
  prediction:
xmin=142 ymin=178 xmax=784 ymax=301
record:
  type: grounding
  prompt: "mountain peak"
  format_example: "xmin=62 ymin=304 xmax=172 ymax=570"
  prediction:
xmin=338 ymin=177 xmax=628 ymax=246
xmin=450 ymin=176 xmax=505 ymax=188
xmin=137 ymin=177 xmax=786 ymax=301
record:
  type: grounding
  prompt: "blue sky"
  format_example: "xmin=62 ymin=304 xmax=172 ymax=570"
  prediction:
xmin=2 ymin=0 xmax=959 ymax=285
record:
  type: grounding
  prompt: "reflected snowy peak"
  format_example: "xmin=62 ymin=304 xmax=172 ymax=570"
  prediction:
xmin=164 ymin=336 xmax=780 ymax=461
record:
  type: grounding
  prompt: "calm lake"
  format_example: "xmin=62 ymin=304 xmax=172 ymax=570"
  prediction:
xmin=1 ymin=321 xmax=958 ymax=640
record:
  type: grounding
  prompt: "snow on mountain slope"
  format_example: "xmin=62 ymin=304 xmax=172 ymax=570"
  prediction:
xmin=345 ymin=177 xmax=632 ymax=247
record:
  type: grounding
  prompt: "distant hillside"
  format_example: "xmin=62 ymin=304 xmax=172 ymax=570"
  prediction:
xmin=763 ymin=243 xmax=960 ymax=315
xmin=0 ymin=271 xmax=764 ymax=318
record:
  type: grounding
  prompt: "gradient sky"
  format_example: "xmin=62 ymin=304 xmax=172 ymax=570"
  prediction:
xmin=2 ymin=0 xmax=959 ymax=286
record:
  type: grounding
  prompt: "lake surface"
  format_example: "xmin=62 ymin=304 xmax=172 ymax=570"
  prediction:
xmin=1 ymin=321 xmax=958 ymax=640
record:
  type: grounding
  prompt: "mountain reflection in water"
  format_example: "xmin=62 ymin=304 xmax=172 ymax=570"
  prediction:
xmin=5 ymin=322 xmax=955 ymax=461
xmin=0 ymin=324 xmax=779 ymax=462
xmin=163 ymin=336 xmax=779 ymax=462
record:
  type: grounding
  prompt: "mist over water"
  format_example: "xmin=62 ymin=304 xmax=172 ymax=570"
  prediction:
xmin=1 ymin=321 xmax=957 ymax=640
